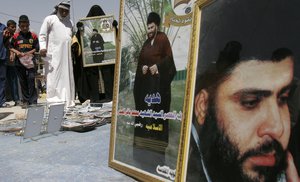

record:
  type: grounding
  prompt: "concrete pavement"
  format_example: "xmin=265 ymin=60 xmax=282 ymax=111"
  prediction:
xmin=0 ymin=99 xmax=137 ymax=182
xmin=0 ymin=125 xmax=136 ymax=182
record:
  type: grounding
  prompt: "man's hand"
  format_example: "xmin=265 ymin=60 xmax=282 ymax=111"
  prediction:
xmin=16 ymin=52 xmax=25 ymax=58
xmin=9 ymin=52 xmax=15 ymax=62
xmin=149 ymin=64 xmax=158 ymax=75
xmin=142 ymin=65 xmax=148 ymax=75
xmin=3 ymin=29 xmax=10 ymax=37
xmin=24 ymin=52 xmax=34 ymax=57
xmin=286 ymin=152 xmax=300 ymax=182
xmin=40 ymin=49 xmax=47 ymax=57
xmin=3 ymin=29 xmax=11 ymax=47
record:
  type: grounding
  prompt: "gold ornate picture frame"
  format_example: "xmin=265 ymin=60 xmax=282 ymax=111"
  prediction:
xmin=79 ymin=15 xmax=116 ymax=67
xmin=109 ymin=0 xmax=197 ymax=181
xmin=175 ymin=0 xmax=212 ymax=181
xmin=180 ymin=0 xmax=300 ymax=181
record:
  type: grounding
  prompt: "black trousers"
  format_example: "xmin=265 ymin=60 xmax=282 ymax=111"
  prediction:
xmin=100 ymin=65 xmax=114 ymax=100
xmin=0 ymin=61 xmax=6 ymax=105
xmin=16 ymin=66 xmax=37 ymax=105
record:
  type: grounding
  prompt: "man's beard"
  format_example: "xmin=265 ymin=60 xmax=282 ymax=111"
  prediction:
xmin=199 ymin=103 xmax=287 ymax=182
xmin=57 ymin=12 xmax=69 ymax=21
xmin=147 ymin=29 xmax=157 ymax=40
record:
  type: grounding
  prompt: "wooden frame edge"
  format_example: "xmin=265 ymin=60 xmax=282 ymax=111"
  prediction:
xmin=175 ymin=0 xmax=214 ymax=181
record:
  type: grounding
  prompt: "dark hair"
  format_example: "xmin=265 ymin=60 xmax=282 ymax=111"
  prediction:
xmin=92 ymin=29 xmax=98 ymax=33
xmin=196 ymin=41 xmax=295 ymax=100
xmin=147 ymin=12 xmax=161 ymax=26
xmin=271 ymin=48 xmax=294 ymax=61
xmin=112 ymin=20 xmax=118 ymax=27
xmin=87 ymin=5 xmax=105 ymax=17
xmin=7 ymin=20 xmax=16 ymax=27
xmin=195 ymin=41 xmax=242 ymax=97
xmin=216 ymin=41 xmax=242 ymax=73
xmin=19 ymin=15 xmax=29 ymax=24
xmin=76 ymin=22 xmax=83 ymax=28
xmin=193 ymin=42 xmax=295 ymax=132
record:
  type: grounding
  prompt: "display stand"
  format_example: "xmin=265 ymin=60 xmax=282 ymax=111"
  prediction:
xmin=46 ymin=103 xmax=65 ymax=134
xmin=23 ymin=105 xmax=45 ymax=139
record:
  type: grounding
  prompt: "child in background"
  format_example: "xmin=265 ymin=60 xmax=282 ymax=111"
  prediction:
xmin=6 ymin=20 xmax=21 ymax=106
xmin=10 ymin=15 xmax=39 ymax=107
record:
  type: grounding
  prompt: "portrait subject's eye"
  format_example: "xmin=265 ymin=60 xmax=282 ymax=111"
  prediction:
xmin=240 ymin=99 xmax=260 ymax=109
xmin=278 ymin=91 xmax=289 ymax=106
xmin=239 ymin=95 xmax=262 ymax=110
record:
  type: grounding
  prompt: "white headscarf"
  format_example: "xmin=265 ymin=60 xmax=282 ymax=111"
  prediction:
xmin=54 ymin=1 xmax=71 ymax=20
xmin=50 ymin=5 xmax=58 ymax=15
xmin=50 ymin=1 xmax=70 ymax=16
xmin=57 ymin=0 xmax=70 ymax=10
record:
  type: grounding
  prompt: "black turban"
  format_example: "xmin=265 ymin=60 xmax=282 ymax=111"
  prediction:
xmin=147 ymin=12 xmax=161 ymax=26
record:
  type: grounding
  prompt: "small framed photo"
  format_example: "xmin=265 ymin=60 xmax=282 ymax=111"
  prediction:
xmin=79 ymin=15 xmax=116 ymax=67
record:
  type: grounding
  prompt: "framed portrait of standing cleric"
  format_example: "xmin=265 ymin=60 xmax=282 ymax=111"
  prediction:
xmin=79 ymin=15 xmax=116 ymax=67
xmin=109 ymin=0 xmax=197 ymax=181
xmin=177 ymin=0 xmax=300 ymax=181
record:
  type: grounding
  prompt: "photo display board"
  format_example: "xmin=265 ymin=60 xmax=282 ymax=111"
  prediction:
xmin=109 ymin=0 xmax=196 ymax=181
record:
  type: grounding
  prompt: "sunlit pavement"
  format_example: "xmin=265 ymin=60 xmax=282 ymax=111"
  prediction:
xmin=0 ymin=97 xmax=136 ymax=181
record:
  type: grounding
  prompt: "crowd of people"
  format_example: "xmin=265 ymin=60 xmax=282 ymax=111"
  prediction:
xmin=0 ymin=1 xmax=116 ymax=108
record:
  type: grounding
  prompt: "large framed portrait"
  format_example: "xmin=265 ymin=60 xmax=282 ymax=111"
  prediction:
xmin=79 ymin=15 xmax=116 ymax=67
xmin=179 ymin=0 xmax=300 ymax=181
xmin=109 ymin=0 xmax=196 ymax=181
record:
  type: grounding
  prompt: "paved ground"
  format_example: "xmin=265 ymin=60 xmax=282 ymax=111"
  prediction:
xmin=0 ymin=100 xmax=136 ymax=182
xmin=0 ymin=101 xmax=27 ymax=121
